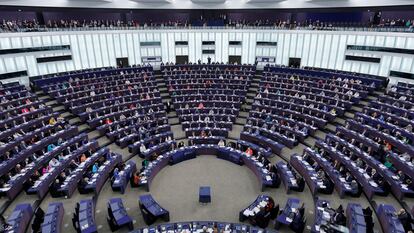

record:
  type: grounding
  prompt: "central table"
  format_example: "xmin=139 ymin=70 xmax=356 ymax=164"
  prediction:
xmin=199 ymin=186 xmax=211 ymax=204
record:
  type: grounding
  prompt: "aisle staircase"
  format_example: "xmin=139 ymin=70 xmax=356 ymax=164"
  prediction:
xmin=227 ymin=71 xmax=262 ymax=140
xmin=154 ymin=71 xmax=186 ymax=142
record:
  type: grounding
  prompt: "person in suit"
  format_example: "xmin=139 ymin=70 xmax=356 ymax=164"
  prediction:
xmin=321 ymin=176 xmax=333 ymax=194
xmin=289 ymin=212 xmax=304 ymax=232
xmin=166 ymin=101 xmax=171 ymax=113
xmin=397 ymin=170 xmax=407 ymax=183
xmin=112 ymin=168 xmax=120 ymax=183
xmin=50 ymin=179 xmax=62 ymax=197
xmin=345 ymin=172 xmax=353 ymax=182
xmin=370 ymin=169 xmax=381 ymax=182
xmin=58 ymin=172 xmax=66 ymax=183
xmin=397 ymin=209 xmax=413 ymax=232
xmin=78 ymin=177 xmax=89 ymax=194
xmin=332 ymin=205 xmax=346 ymax=226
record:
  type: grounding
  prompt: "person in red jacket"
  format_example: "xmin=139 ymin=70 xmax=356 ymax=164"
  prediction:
xmin=104 ymin=118 xmax=113 ymax=125
xmin=245 ymin=147 xmax=253 ymax=156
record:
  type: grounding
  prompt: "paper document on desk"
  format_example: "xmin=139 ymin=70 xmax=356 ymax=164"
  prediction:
xmin=259 ymin=201 xmax=267 ymax=207
xmin=243 ymin=209 xmax=253 ymax=216
xmin=369 ymin=181 xmax=378 ymax=187
xmin=322 ymin=211 xmax=331 ymax=220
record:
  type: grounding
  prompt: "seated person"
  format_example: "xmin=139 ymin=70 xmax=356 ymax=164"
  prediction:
xmin=49 ymin=117 xmax=57 ymax=125
xmin=245 ymin=147 xmax=253 ymax=156
xmin=396 ymin=208 xmax=413 ymax=232
xmin=139 ymin=144 xmax=147 ymax=154
xmin=178 ymin=141 xmax=185 ymax=148
xmin=112 ymin=168 xmax=120 ymax=183
xmin=131 ymin=171 xmax=141 ymax=187
xmin=80 ymin=154 xmax=87 ymax=163
xmin=48 ymin=158 xmax=60 ymax=168
xmin=78 ymin=177 xmax=89 ymax=194
xmin=332 ymin=205 xmax=346 ymax=226
xmin=151 ymin=153 xmax=158 ymax=161
xmin=288 ymin=203 xmax=305 ymax=232
xmin=141 ymin=159 xmax=149 ymax=168
xmin=57 ymin=172 xmax=66 ymax=183
xmin=50 ymin=179 xmax=62 ymax=197
xmin=92 ymin=163 xmax=99 ymax=173
xmin=47 ymin=143 xmax=56 ymax=152
xmin=198 ymin=102 xmax=204 ymax=109
xmin=218 ymin=139 xmax=225 ymax=147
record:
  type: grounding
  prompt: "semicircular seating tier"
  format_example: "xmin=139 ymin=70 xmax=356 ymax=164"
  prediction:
xmin=33 ymin=66 xmax=175 ymax=158
xmin=162 ymin=64 xmax=255 ymax=144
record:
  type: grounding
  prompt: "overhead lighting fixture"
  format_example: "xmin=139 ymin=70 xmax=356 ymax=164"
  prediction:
xmin=247 ymin=0 xmax=285 ymax=2
xmin=191 ymin=0 xmax=227 ymax=3
xmin=129 ymin=0 xmax=172 ymax=2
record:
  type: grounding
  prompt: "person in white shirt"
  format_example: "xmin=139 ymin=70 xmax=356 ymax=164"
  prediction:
xmin=218 ymin=139 xmax=225 ymax=147
xmin=49 ymin=158 xmax=60 ymax=168
xmin=140 ymin=144 xmax=147 ymax=153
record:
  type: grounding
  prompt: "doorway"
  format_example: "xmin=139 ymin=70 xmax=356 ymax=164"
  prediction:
xmin=176 ymin=56 xmax=189 ymax=64
xmin=116 ymin=57 xmax=129 ymax=68
xmin=289 ymin=57 xmax=301 ymax=68
xmin=229 ymin=56 xmax=242 ymax=65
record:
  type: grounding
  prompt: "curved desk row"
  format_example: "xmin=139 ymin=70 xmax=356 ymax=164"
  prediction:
xmin=35 ymin=67 xmax=152 ymax=87
xmin=346 ymin=203 xmax=367 ymax=233
xmin=108 ymin=198 xmax=133 ymax=231
xmin=138 ymin=145 xmax=277 ymax=192
xmin=276 ymin=161 xmax=304 ymax=193
xmin=27 ymin=135 xmax=95 ymax=199
xmin=304 ymin=147 xmax=359 ymax=198
xmin=73 ymin=199 xmax=97 ymax=233
xmin=237 ymin=139 xmax=273 ymax=158
xmin=290 ymin=154 xmax=331 ymax=195
xmin=376 ymin=204 xmax=405 ymax=233
xmin=128 ymin=132 xmax=173 ymax=155
xmin=5 ymin=203 xmax=33 ymax=233
xmin=323 ymin=135 xmax=386 ymax=200
xmin=188 ymin=136 xmax=226 ymax=145
xmin=84 ymin=153 xmax=122 ymax=194
xmin=58 ymin=148 xmax=110 ymax=198
xmin=139 ymin=194 xmax=170 ymax=225
xmin=239 ymin=195 xmax=278 ymax=229
xmin=130 ymin=221 xmax=277 ymax=233
xmin=42 ymin=202 xmax=64 ymax=233
xmin=112 ymin=160 xmax=137 ymax=194
xmin=240 ymin=131 xmax=284 ymax=156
